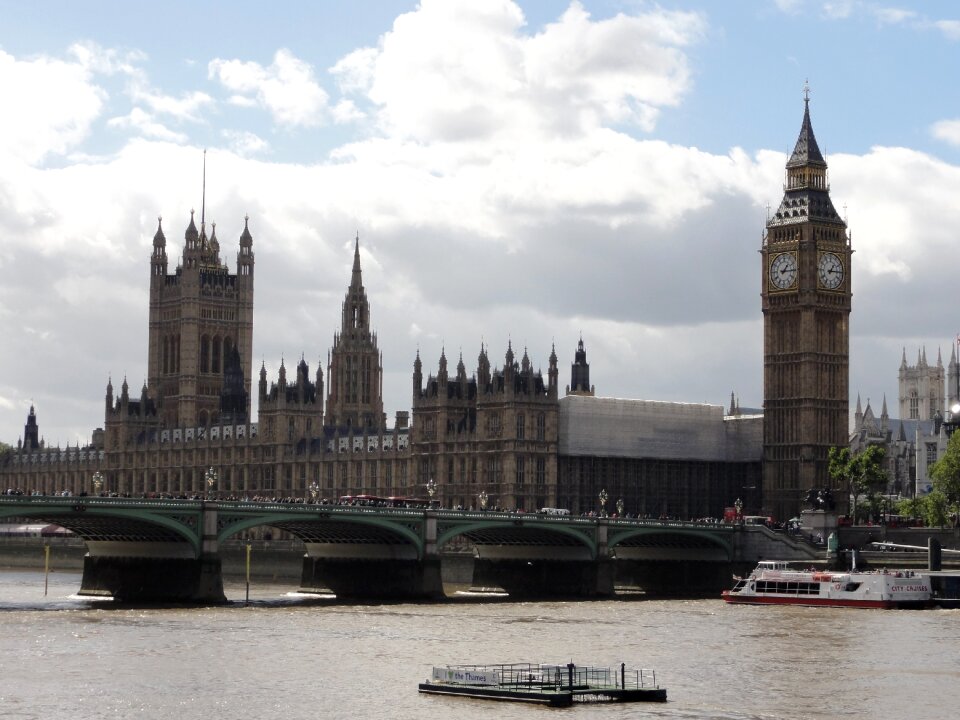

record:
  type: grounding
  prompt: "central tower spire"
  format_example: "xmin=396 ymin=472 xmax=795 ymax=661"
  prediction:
xmin=326 ymin=235 xmax=384 ymax=431
xmin=761 ymin=88 xmax=852 ymax=521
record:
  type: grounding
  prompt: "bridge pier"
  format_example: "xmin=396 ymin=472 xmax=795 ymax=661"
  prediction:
xmin=78 ymin=553 xmax=226 ymax=603
xmin=614 ymin=560 xmax=731 ymax=597
xmin=77 ymin=503 xmax=226 ymax=604
xmin=300 ymin=544 xmax=444 ymax=599
xmin=472 ymin=558 xmax=615 ymax=598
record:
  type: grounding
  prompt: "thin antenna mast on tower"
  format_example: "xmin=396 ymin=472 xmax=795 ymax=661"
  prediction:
xmin=201 ymin=149 xmax=207 ymax=231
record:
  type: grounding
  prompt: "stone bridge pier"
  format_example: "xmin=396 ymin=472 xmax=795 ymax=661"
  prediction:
xmin=299 ymin=514 xmax=444 ymax=599
xmin=78 ymin=504 xmax=226 ymax=604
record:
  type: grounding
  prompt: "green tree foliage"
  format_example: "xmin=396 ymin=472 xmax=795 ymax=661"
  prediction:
xmin=828 ymin=445 xmax=888 ymax=523
xmin=897 ymin=492 xmax=951 ymax=528
xmin=929 ymin=430 xmax=960 ymax=526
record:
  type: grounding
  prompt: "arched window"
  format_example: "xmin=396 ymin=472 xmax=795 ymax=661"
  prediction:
xmin=200 ymin=336 xmax=210 ymax=374
xmin=212 ymin=335 xmax=222 ymax=374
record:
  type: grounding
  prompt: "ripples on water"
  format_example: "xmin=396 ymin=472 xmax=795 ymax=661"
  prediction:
xmin=1 ymin=569 xmax=958 ymax=720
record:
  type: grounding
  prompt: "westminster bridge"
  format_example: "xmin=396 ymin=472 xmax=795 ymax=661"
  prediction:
xmin=0 ymin=496 xmax=818 ymax=602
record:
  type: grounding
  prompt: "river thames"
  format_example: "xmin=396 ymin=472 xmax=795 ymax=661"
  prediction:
xmin=1 ymin=569 xmax=958 ymax=720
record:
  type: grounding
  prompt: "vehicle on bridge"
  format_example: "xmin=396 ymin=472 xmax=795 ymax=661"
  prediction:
xmin=337 ymin=494 xmax=439 ymax=509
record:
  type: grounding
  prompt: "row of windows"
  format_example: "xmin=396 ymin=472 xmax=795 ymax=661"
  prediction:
xmin=754 ymin=581 xmax=821 ymax=595
xmin=200 ymin=308 xmax=236 ymax=321
xmin=160 ymin=334 xmax=236 ymax=376
xmin=423 ymin=412 xmax=549 ymax=440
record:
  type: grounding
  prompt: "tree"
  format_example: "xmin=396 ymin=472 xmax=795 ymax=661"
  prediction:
xmin=828 ymin=445 xmax=888 ymax=523
xmin=929 ymin=430 xmax=960 ymax=526
xmin=827 ymin=446 xmax=852 ymax=513
xmin=922 ymin=491 xmax=951 ymax=528
xmin=852 ymin=445 xmax=889 ymax=522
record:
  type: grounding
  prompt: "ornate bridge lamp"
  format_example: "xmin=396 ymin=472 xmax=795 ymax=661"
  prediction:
xmin=426 ymin=478 xmax=437 ymax=505
xmin=946 ymin=336 xmax=960 ymax=438
xmin=616 ymin=498 xmax=624 ymax=518
xmin=91 ymin=471 xmax=104 ymax=496
xmin=599 ymin=488 xmax=608 ymax=517
xmin=205 ymin=466 xmax=217 ymax=499
xmin=308 ymin=481 xmax=320 ymax=503
xmin=479 ymin=490 xmax=488 ymax=512
xmin=734 ymin=497 xmax=743 ymax=524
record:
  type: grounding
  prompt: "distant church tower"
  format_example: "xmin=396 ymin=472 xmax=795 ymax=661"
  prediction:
xmin=146 ymin=204 xmax=255 ymax=428
xmin=325 ymin=237 xmax=385 ymax=431
xmin=899 ymin=347 xmax=944 ymax=421
xmin=566 ymin=336 xmax=595 ymax=396
xmin=761 ymin=88 xmax=852 ymax=520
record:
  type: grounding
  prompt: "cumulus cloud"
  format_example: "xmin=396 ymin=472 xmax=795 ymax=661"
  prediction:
xmin=338 ymin=0 xmax=703 ymax=143
xmin=221 ymin=129 xmax=270 ymax=156
xmin=209 ymin=49 xmax=331 ymax=127
xmin=108 ymin=108 xmax=189 ymax=142
xmin=935 ymin=19 xmax=960 ymax=40
xmin=873 ymin=7 xmax=916 ymax=25
xmin=1 ymin=0 xmax=959 ymax=448
xmin=931 ymin=119 xmax=960 ymax=146
xmin=0 ymin=48 xmax=106 ymax=165
xmin=134 ymin=89 xmax=214 ymax=122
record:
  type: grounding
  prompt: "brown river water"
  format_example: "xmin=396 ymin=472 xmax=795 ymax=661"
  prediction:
xmin=1 ymin=569 xmax=958 ymax=720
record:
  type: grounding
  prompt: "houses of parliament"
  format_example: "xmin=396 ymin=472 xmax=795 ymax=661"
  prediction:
xmin=3 ymin=96 xmax=856 ymax=521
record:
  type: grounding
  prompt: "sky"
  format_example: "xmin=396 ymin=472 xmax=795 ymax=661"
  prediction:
xmin=2 ymin=0 xmax=960 ymax=447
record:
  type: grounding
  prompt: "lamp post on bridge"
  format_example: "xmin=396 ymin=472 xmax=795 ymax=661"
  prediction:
xmin=616 ymin=497 xmax=624 ymax=518
xmin=598 ymin=488 xmax=608 ymax=517
xmin=478 ymin=490 xmax=488 ymax=511
xmin=308 ymin=481 xmax=320 ymax=503
xmin=91 ymin=471 xmax=104 ymax=496
xmin=426 ymin=478 xmax=437 ymax=508
xmin=205 ymin=466 xmax=217 ymax=499
xmin=943 ymin=335 xmax=960 ymax=437
xmin=734 ymin=497 xmax=743 ymax=524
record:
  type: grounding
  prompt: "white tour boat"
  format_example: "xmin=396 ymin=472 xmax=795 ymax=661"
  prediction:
xmin=722 ymin=561 xmax=931 ymax=608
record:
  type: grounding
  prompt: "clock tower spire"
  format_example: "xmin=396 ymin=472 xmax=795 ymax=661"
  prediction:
xmin=761 ymin=88 xmax=852 ymax=521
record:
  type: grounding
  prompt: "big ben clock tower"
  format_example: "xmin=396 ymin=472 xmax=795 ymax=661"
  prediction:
xmin=761 ymin=88 xmax=851 ymax=521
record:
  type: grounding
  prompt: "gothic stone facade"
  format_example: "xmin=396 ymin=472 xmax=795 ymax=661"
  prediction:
xmin=761 ymin=96 xmax=852 ymax=521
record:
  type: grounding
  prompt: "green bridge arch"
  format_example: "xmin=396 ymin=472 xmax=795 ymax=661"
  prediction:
xmin=216 ymin=511 xmax=426 ymax=556
xmin=607 ymin=525 xmax=735 ymax=561
xmin=435 ymin=517 xmax=599 ymax=558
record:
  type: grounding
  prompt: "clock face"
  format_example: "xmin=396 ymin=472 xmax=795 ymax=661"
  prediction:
xmin=818 ymin=252 xmax=844 ymax=289
xmin=769 ymin=252 xmax=798 ymax=290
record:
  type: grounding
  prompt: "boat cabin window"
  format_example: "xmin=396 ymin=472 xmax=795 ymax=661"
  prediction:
xmin=756 ymin=561 xmax=790 ymax=571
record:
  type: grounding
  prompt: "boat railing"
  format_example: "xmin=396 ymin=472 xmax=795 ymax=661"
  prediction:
xmin=437 ymin=663 xmax=658 ymax=692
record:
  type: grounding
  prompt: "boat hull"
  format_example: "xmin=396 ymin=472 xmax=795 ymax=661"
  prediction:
xmin=418 ymin=682 xmax=573 ymax=707
xmin=722 ymin=562 xmax=932 ymax=609
xmin=721 ymin=590 xmax=928 ymax=609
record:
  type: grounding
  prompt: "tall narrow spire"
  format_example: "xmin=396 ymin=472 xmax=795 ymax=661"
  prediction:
xmin=351 ymin=233 xmax=362 ymax=288
xmin=201 ymin=149 xmax=207 ymax=230
xmin=787 ymin=82 xmax=825 ymax=168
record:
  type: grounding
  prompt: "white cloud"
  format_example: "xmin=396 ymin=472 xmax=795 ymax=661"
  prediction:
xmin=2 ymin=0 xmax=959 ymax=450
xmin=873 ymin=7 xmax=916 ymax=25
xmin=108 ymin=108 xmax=188 ymax=143
xmin=774 ymin=0 xmax=804 ymax=13
xmin=935 ymin=19 xmax=960 ymax=40
xmin=68 ymin=41 xmax=145 ymax=77
xmin=209 ymin=49 xmax=331 ymax=127
xmin=822 ymin=1 xmax=856 ymax=20
xmin=0 ymin=48 xmax=106 ymax=165
xmin=931 ymin=119 xmax=960 ymax=146
xmin=135 ymin=89 xmax=214 ymax=122
xmin=341 ymin=0 xmax=703 ymax=144
xmin=332 ymin=99 xmax=364 ymax=124
xmin=221 ymin=129 xmax=270 ymax=156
